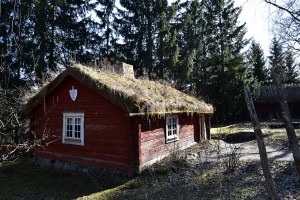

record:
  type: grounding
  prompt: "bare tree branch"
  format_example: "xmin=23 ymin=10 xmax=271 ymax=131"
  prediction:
xmin=265 ymin=0 xmax=300 ymax=22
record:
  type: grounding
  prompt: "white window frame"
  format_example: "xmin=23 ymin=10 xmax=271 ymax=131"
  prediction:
xmin=62 ymin=112 xmax=84 ymax=146
xmin=165 ymin=115 xmax=179 ymax=143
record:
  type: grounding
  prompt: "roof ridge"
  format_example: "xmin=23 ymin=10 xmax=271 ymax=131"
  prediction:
xmin=25 ymin=64 xmax=214 ymax=115
xmin=257 ymin=84 xmax=300 ymax=103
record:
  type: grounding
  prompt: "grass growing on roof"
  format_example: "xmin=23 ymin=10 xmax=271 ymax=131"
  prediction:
xmin=74 ymin=64 xmax=213 ymax=114
xmin=25 ymin=63 xmax=213 ymax=115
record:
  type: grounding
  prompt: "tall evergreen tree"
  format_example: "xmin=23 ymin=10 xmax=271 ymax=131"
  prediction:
xmin=116 ymin=0 xmax=177 ymax=78
xmin=247 ymin=41 xmax=268 ymax=85
xmin=168 ymin=0 xmax=248 ymax=120
xmin=116 ymin=0 xmax=154 ymax=77
xmin=0 ymin=0 xmax=35 ymax=87
xmin=285 ymin=50 xmax=299 ymax=84
xmin=268 ymin=37 xmax=285 ymax=77
xmin=95 ymin=0 xmax=117 ymax=60
xmin=1 ymin=0 xmax=96 ymax=82
xmin=175 ymin=0 xmax=204 ymax=89
xmin=32 ymin=0 xmax=98 ymax=79
xmin=0 ymin=0 xmax=252 ymax=122
xmin=33 ymin=0 xmax=50 ymax=78
xmin=200 ymin=0 xmax=248 ymax=120
xmin=52 ymin=0 xmax=96 ymax=66
xmin=155 ymin=0 xmax=179 ymax=79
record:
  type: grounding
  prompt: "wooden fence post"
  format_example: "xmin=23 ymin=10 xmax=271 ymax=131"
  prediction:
xmin=272 ymin=71 xmax=300 ymax=179
xmin=244 ymin=85 xmax=279 ymax=200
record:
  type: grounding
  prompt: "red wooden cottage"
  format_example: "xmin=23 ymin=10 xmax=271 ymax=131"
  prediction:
xmin=25 ymin=64 xmax=214 ymax=175
xmin=254 ymin=84 xmax=300 ymax=120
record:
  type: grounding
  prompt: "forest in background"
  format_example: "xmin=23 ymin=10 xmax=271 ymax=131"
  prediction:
xmin=0 ymin=0 xmax=299 ymax=122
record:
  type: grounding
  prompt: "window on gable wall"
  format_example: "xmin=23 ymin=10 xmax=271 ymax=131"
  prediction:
xmin=63 ymin=113 xmax=84 ymax=146
xmin=166 ymin=115 xmax=179 ymax=142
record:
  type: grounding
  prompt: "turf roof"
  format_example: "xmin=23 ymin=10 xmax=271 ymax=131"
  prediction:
xmin=25 ymin=64 xmax=214 ymax=115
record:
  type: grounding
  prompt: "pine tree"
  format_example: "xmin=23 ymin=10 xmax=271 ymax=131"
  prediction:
xmin=285 ymin=50 xmax=299 ymax=84
xmin=247 ymin=41 xmax=268 ymax=85
xmin=33 ymin=0 xmax=50 ymax=78
xmin=116 ymin=0 xmax=153 ymax=77
xmin=200 ymin=0 xmax=248 ymax=120
xmin=155 ymin=0 xmax=179 ymax=79
xmin=116 ymin=0 xmax=177 ymax=79
xmin=170 ymin=0 xmax=248 ymax=120
xmin=269 ymin=37 xmax=285 ymax=77
xmin=95 ymin=0 xmax=117 ymax=60
xmin=1 ymin=1 xmax=96 ymax=84
xmin=175 ymin=0 xmax=204 ymax=90
xmin=0 ymin=0 xmax=36 ymax=87
xmin=54 ymin=0 xmax=96 ymax=66
xmin=32 ymin=0 xmax=95 ymax=78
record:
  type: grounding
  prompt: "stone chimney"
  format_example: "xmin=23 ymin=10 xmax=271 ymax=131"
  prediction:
xmin=116 ymin=62 xmax=135 ymax=78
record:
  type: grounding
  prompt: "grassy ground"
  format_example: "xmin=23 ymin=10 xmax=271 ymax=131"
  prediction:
xmin=211 ymin=124 xmax=294 ymax=150
xmin=1 ymin=124 xmax=299 ymax=199
xmin=0 ymin=159 xmax=129 ymax=200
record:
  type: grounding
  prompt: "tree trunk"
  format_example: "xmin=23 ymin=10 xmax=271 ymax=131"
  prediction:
xmin=49 ymin=0 xmax=55 ymax=71
xmin=272 ymin=71 xmax=300 ymax=179
xmin=244 ymin=86 xmax=279 ymax=200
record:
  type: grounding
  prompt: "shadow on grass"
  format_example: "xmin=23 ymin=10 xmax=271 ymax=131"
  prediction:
xmin=272 ymin=162 xmax=300 ymax=199
xmin=2 ymin=152 xmax=299 ymax=199
xmin=0 ymin=158 xmax=129 ymax=200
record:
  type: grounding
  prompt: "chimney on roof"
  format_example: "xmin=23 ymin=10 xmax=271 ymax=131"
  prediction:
xmin=116 ymin=62 xmax=135 ymax=79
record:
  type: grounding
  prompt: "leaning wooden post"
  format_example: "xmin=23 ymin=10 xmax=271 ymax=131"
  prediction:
xmin=244 ymin=86 xmax=279 ymax=200
xmin=272 ymin=71 xmax=300 ymax=179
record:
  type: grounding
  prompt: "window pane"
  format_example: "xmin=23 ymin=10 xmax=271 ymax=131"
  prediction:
xmin=75 ymin=124 xmax=78 ymax=132
xmin=66 ymin=118 xmax=73 ymax=137
xmin=166 ymin=116 xmax=178 ymax=140
xmin=67 ymin=130 xmax=72 ymax=137
xmin=75 ymin=125 xmax=81 ymax=138
xmin=173 ymin=129 xmax=177 ymax=136
xmin=172 ymin=118 xmax=176 ymax=124
xmin=67 ymin=118 xmax=72 ymax=124
xmin=64 ymin=114 xmax=84 ymax=145
xmin=173 ymin=124 xmax=176 ymax=129
xmin=75 ymin=118 xmax=81 ymax=125
xmin=65 ymin=116 xmax=82 ymax=139
xmin=167 ymin=118 xmax=171 ymax=125
xmin=168 ymin=129 xmax=172 ymax=136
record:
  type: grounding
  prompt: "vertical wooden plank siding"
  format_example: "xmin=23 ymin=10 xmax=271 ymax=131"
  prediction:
xmin=129 ymin=117 xmax=142 ymax=175
xmin=194 ymin=114 xmax=201 ymax=142
xmin=31 ymin=76 xmax=131 ymax=172
xmin=205 ymin=115 xmax=211 ymax=140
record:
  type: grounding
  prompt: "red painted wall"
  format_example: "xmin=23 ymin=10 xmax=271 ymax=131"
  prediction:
xmin=29 ymin=75 xmax=209 ymax=174
xmin=242 ymin=102 xmax=300 ymax=121
xmin=137 ymin=114 xmax=200 ymax=170
xmin=255 ymin=103 xmax=300 ymax=120
xmin=30 ymin=76 xmax=132 ymax=173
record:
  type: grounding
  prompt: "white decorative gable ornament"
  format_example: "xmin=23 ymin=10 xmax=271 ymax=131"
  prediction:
xmin=69 ymin=86 xmax=78 ymax=101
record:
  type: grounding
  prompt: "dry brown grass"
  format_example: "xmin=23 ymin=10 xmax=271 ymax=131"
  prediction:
xmin=211 ymin=124 xmax=300 ymax=150
xmin=25 ymin=64 xmax=213 ymax=115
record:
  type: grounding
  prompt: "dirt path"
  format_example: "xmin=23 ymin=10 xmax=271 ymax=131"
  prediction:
xmin=185 ymin=140 xmax=294 ymax=163
xmin=218 ymin=140 xmax=293 ymax=161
